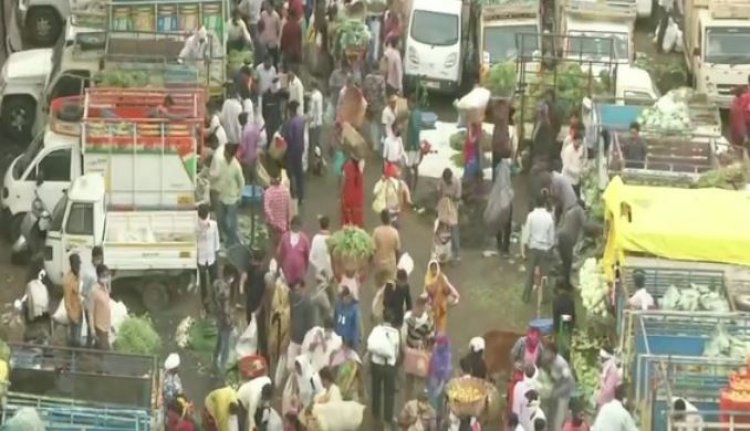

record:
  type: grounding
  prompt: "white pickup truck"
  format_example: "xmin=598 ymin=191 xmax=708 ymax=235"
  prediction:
xmin=38 ymin=88 xmax=203 ymax=310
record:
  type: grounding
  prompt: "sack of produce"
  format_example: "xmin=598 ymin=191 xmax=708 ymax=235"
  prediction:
xmin=114 ymin=316 xmax=162 ymax=355
xmin=445 ymin=377 xmax=490 ymax=418
xmin=403 ymin=346 xmax=431 ymax=377
xmin=456 ymin=87 xmax=492 ymax=111
xmin=2 ymin=407 xmax=45 ymax=431
xmin=309 ymin=401 xmax=366 ymax=431
xmin=340 ymin=122 xmax=367 ymax=160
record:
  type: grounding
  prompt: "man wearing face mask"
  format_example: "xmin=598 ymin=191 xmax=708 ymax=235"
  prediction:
xmin=90 ymin=264 xmax=112 ymax=350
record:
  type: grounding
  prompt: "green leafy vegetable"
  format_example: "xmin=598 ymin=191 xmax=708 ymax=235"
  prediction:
xmin=337 ymin=19 xmax=370 ymax=52
xmin=114 ymin=316 xmax=162 ymax=355
xmin=327 ymin=226 xmax=375 ymax=259
xmin=484 ymin=61 xmax=517 ymax=97
xmin=228 ymin=49 xmax=254 ymax=76
xmin=696 ymin=164 xmax=746 ymax=190
xmin=187 ymin=318 xmax=218 ymax=352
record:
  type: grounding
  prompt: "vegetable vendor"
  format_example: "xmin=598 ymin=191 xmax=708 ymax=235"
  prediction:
xmin=627 ymin=269 xmax=655 ymax=311
xmin=203 ymin=385 xmax=240 ymax=431
xmin=236 ymin=375 xmax=274 ymax=430
xmin=163 ymin=353 xmax=185 ymax=413
xmin=398 ymin=389 xmax=437 ymax=431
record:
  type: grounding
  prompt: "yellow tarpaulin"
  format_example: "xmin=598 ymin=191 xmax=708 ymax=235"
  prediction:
xmin=602 ymin=176 xmax=750 ymax=281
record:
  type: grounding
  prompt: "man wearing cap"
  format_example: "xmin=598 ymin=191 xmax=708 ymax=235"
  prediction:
xmin=163 ymin=353 xmax=184 ymax=409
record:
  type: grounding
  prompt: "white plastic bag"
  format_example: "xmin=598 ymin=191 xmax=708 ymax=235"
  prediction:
xmin=456 ymin=87 xmax=491 ymax=111
xmin=52 ymin=301 xmax=69 ymax=325
xmin=366 ymin=326 xmax=394 ymax=360
xmin=311 ymin=401 xmax=365 ymax=431
xmin=236 ymin=318 xmax=259 ymax=358
xmin=397 ymin=253 xmax=414 ymax=276
xmin=80 ymin=310 xmax=89 ymax=347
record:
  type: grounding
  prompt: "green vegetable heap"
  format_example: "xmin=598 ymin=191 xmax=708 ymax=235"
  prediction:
xmin=228 ymin=49 xmax=254 ymax=76
xmin=114 ymin=316 xmax=162 ymax=355
xmin=327 ymin=226 xmax=375 ymax=259
xmin=187 ymin=318 xmax=218 ymax=353
xmin=337 ymin=19 xmax=370 ymax=53
xmin=484 ymin=61 xmax=517 ymax=97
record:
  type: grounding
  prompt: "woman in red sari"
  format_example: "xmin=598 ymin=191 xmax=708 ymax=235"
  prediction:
xmin=340 ymin=156 xmax=365 ymax=227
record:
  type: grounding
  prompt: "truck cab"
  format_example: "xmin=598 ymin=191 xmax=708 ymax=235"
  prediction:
xmin=559 ymin=0 xmax=636 ymax=77
xmin=683 ymin=0 xmax=750 ymax=108
xmin=480 ymin=1 xmax=541 ymax=67
xmin=404 ymin=0 xmax=466 ymax=93
xmin=0 ymin=48 xmax=54 ymax=140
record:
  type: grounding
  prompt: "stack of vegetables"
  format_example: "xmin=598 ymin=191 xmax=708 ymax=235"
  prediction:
xmin=634 ymin=53 xmax=687 ymax=94
xmin=637 ymin=91 xmax=691 ymax=134
xmin=337 ymin=20 xmax=370 ymax=58
xmin=97 ymin=71 xmax=153 ymax=88
xmin=579 ymin=258 xmax=608 ymax=317
xmin=704 ymin=324 xmax=750 ymax=360
xmin=228 ymin=50 xmax=254 ymax=77
xmin=570 ymin=328 xmax=607 ymax=412
xmin=525 ymin=63 xmax=607 ymax=119
xmin=328 ymin=226 xmax=375 ymax=274
xmin=696 ymin=164 xmax=747 ymax=190
xmin=483 ymin=62 xmax=517 ymax=97
xmin=114 ymin=316 xmax=162 ymax=355
xmin=661 ymin=284 xmax=730 ymax=313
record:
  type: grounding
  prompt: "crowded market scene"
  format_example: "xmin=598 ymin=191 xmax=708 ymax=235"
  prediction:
xmin=2 ymin=0 xmax=750 ymax=428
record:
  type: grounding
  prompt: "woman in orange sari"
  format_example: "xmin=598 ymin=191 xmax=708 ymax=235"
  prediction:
xmin=340 ymin=155 xmax=364 ymax=227
xmin=423 ymin=260 xmax=459 ymax=333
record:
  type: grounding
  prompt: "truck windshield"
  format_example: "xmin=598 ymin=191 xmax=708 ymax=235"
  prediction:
xmin=410 ymin=10 xmax=459 ymax=46
xmin=705 ymin=27 xmax=750 ymax=64
xmin=567 ymin=32 xmax=628 ymax=61
xmin=13 ymin=135 xmax=43 ymax=180
xmin=484 ymin=25 xmax=538 ymax=62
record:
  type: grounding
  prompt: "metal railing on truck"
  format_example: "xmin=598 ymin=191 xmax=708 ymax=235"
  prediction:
xmin=614 ymin=257 xmax=730 ymax=336
xmin=4 ymin=343 xmax=161 ymax=414
xmin=514 ymin=31 xmax=620 ymax=144
xmin=636 ymin=355 xmax=750 ymax=431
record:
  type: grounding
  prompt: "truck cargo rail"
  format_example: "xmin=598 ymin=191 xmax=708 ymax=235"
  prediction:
xmin=614 ymin=258 xmax=729 ymax=335
xmin=7 ymin=343 xmax=160 ymax=412
xmin=636 ymin=355 xmax=750 ymax=431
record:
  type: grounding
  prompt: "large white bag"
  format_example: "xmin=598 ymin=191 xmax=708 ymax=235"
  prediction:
xmin=455 ymin=87 xmax=491 ymax=111
xmin=52 ymin=301 xmax=69 ymax=325
xmin=311 ymin=401 xmax=365 ymax=431
xmin=236 ymin=317 xmax=259 ymax=358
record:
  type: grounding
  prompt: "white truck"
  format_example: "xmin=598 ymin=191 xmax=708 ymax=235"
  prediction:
xmin=1 ymin=88 xmax=204 ymax=244
xmin=682 ymin=0 xmax=750 ymax=108
xmin=558 ymin=0 xmax=637 ymax=77
xmin=39 ymin=89 xmax=202 ymax=310
xmin=479 ymin=0 xmax=541 ymax=67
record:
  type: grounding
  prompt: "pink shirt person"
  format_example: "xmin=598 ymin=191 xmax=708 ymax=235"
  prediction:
xmin=277 ymin=219 xmax=310 ymax=286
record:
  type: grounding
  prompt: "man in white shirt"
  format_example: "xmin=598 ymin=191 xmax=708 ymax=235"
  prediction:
xmin=561 ymin=130 xmax=587 ymax=196
xmin=673 ymin=397 xmax=704 ymax=431
xmin=196 ymin=204 xmax=220 ymax=314
xmin=512 ymin=364 xmax=538 ymax=417
xmin=256 ymin=58 xmax=278 ymax=96
xmin=309 ymin=215 xmax=332 ymax=279
xmin=287 ymin=70 xmax=305 ymax=112
xmin=367 ymin=309 xmax=401 ymax=427
xmin=628 ymin=269 xmax=655 ymax=311
xmin=382 ymin=96 xmax=397 ymax=142
xmin=521 ymin=194 xmax=555 ymax=303
xmin=220 ymin=91 xmax=246 ymax=144
xmin=382 ymin=129 xmax=405 ymax=167
xmin=592 ymin=384 xmax=639 ymax=431
xmin=308 ymin=81 xmax=324 ymax=167
xmin=205 ymin=110 xmax=228 ymax=149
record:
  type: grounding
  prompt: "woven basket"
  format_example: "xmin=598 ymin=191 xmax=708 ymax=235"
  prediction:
xmin=445 ymin=377 xmax=489 ymax=418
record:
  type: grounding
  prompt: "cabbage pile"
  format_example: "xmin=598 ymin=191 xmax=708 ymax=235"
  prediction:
xmin=579 ymin=258 xmax=608 ymax=317
xmin=637 ymin=90 xmax=691 ymax=133
xmin=704 ymin=323 xmax=750 ymax=360
xmin=661 ymin=284 xmax=730 ymax=313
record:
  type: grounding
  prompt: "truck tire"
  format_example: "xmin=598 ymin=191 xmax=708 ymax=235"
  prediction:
xmin=141 ymin=281 xmax=169 ymax=313
xmin=1 ymin=96 xmax=36 ymax=141
xmin=26 ymin=7 xmax=62 ymax=46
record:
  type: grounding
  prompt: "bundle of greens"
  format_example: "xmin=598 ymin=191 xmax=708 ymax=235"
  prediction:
xmin=97 ymin=70 xmax=152 ymax=88
xmin=696 ymin=164 xmax=746 ymax=190
xmin=186 ymin=318 xmax=218 ymax=353
xmin=526 ymin=63 xmax=607 ymax=118
xmin=338 ymin=19 xmax=370 ymax=51
xmin=114 ymin=316 xmax=162 ymax=355
xmin=484 ymin=62 xmax=517 ymax=97
xmin=328 ymin=226 xmax=375 ymax=259
xmin=448 ymin=130 xmax=493 ymax=152
xmin=634 ymin=53 xmax=687 ymax=94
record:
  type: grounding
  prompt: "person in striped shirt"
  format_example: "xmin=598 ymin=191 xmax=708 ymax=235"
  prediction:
xmin=263 ymin=170 xmax=292 ymax=250
xmin=402 ymin=295 xmax=434 ymax=399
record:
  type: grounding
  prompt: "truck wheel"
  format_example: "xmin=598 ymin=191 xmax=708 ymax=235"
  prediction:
xmin=26 ymin=7 xmax=62 ymax=46
xmin=141 ymin=281 xmax=169 ymax=313
xmin=1 ymin=97 xmax=36 ymax=141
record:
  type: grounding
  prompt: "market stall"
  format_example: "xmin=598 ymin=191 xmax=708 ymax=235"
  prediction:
xmin=602 ymin=176 xmax=750 ymax=283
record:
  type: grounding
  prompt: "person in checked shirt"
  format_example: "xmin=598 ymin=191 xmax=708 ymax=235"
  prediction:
xmin=197 ymin=204 xmax=220 ymax=315
xmin=264 ymin=169 xmax=292 ymax=250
